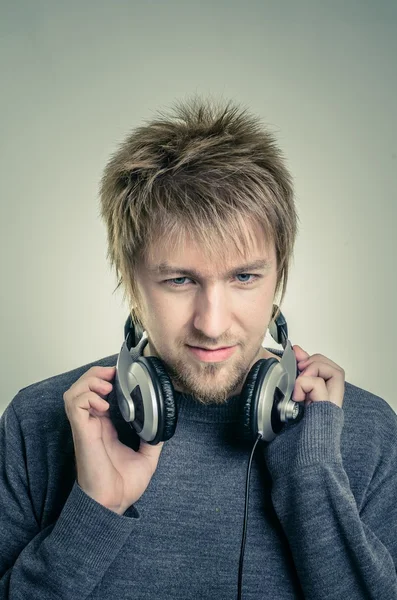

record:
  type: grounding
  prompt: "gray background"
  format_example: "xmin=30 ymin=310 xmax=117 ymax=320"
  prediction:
xmin=1 ymin=0 xmax=396 ymax=413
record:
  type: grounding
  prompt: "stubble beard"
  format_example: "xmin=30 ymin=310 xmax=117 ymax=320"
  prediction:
xmin=159 ymin=343 xmax=264 ymax=405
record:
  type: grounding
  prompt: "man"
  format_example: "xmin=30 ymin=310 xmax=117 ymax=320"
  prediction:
xmin=1 ymin=97 xmax=396 ymax=599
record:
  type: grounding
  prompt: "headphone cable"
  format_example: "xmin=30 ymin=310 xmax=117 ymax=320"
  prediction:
xmin=237 ymin=433 xmax=262 ymax=600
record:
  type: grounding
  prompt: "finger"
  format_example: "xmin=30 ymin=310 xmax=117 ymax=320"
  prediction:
xmin=298 ymin=361 xmax=340 ymax=381
xmin=77 ymin=393 xmax=109 ymax=416
xmin=293 ymin=345 xmax=310 ymax=362
xmin=78 ymin=367 xmax=116 ymax=392
xmin=293 ymin=375 xmax=329 ymax=402
xmin=134 ymin=440 xmax=165 ymax=475
xmin=298 ymin=354 xmax=343 ymax=372
xmin=87 ymin=366 xmax=116 ymax=380
xmin=301 ymin=358 xmax=345 ymax=383
xmin=139 ymin=440 xmax=164 ymax=461
xmin=68 ymin=376 xmax=114 ymax=401
xmin=64 ymin=389 xmax=111 ymax=446
xmin=298 ymin=362 xmax=345 ymax=405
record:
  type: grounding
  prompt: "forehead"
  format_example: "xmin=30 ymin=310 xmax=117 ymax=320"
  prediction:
xmin=144 ymin=219 xmax=275 ymax=275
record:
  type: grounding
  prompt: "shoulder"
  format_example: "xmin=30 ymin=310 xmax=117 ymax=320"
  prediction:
xmin=342 ymin=380 xmax=397 ymax=440
xmin=341 ymin=380 xmax=397 ymax=484
xmin=9 ymin=353 xmax=118 ymax=432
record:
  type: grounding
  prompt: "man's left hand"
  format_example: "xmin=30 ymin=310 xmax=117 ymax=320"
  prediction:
xmin=292 ymin=345 xmax=345 ymax=409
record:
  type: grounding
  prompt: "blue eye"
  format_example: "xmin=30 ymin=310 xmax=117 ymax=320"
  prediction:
xmin=167 ymin=277 xmax=190 ymax=286
xmin=236 ymin=274 xmax=252 ymax=283
xmin=164 ymin=274 xmax=259 ymax=288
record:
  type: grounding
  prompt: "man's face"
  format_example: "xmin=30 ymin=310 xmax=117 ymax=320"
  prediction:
xmin=135 ymin=223 xmax=278 ymax=404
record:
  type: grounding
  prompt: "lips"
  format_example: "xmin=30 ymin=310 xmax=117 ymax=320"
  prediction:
xmin=187 ymin=345 xmax=237 ymax=362
xmin=191 ymin=346 xmax=231 ymax=350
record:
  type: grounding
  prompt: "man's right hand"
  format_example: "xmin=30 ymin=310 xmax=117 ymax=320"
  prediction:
xmin=64 ymin=365 xmax=164 ymax=515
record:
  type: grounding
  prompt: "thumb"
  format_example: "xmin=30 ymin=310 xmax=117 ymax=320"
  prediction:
xmin=139 ymin=440 xmax=164 ymax=463
xmin=293 ymin=344 xmax=310 ymax=362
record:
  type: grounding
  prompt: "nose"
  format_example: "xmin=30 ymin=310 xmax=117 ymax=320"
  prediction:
xmin=192 ymin=285 xmax=233 ymax=343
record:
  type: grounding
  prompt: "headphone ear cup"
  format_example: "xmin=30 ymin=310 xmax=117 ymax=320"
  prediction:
xmin=241 ymin=360 xmax=263 ymax=442
xmin=143 ymin=356 xmax=178 ymax=442
xmin=240 ymin=358 xmax=278 ymax=442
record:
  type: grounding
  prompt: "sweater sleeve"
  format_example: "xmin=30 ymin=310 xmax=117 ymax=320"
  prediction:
xmin=0 ymin=401 xmax=139 ymax=599
xmin=264 ymin=401 xmax=397 ymax=600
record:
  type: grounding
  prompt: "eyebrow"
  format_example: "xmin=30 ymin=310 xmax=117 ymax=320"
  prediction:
xmin=148 ymin=259 xmax=272 ymax=281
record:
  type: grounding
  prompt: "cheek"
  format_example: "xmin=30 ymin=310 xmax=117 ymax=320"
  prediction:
xmin=145 ymin=294 xmax=184 ymax=340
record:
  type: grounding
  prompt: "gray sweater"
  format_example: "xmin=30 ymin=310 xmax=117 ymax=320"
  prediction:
xmin=1 ymin=345 xmax=397 ymax=600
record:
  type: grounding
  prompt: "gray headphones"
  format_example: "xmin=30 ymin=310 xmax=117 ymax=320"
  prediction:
xmin=115 ymin=306 xmax=303 ymax=444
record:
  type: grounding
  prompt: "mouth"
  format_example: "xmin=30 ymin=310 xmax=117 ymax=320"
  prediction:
xmin=189 ymin=346 xmax=233 ymax=350
xmin=187 ymin=345 xmax=237 ymax=362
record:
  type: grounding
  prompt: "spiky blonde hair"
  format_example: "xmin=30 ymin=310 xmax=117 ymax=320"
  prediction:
xmin=99 ymin=95 xmax=299 ymax=330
